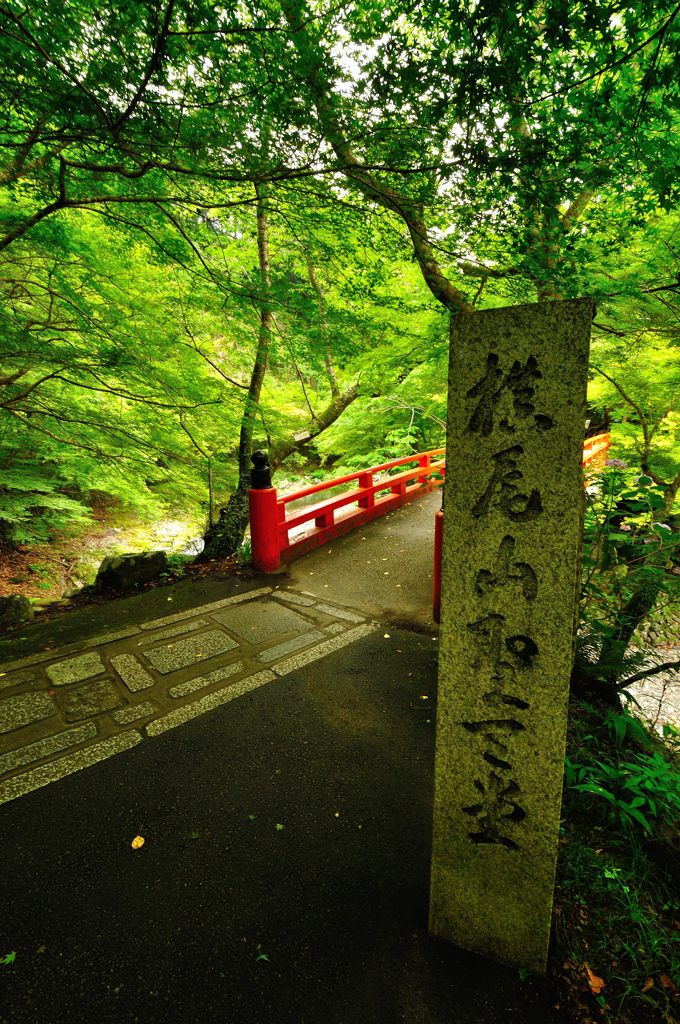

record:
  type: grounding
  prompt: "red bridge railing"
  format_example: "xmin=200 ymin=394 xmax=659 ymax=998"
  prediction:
xmin=249 ymin=448 xmax=446 ymax=573
xmin=582 ymin=431 xmax=611 ymax=472
xmin=249 ymin=432 xmax=611 ymax=580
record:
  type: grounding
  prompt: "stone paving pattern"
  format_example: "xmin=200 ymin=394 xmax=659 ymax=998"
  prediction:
xmin=0 ymin=577 xmax=676 ymax=812
xmin=0 ymin=586 xmax=377 ymax=806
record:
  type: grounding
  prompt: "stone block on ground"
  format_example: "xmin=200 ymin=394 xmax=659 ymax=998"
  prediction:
xmin=0 ymin=692 xmax=56 ymax=734
xmin=0 ymin=595 xmax=33 ymax=629
xmin=212 ymin=600 xmax=311 ymax=642
xmin=58 ymin=679 xmax=124 ymax=722
xmin=94 ymin=551 xmax=168 ymax=593
xmin=46 ymin=652 xmax=104 ymax=686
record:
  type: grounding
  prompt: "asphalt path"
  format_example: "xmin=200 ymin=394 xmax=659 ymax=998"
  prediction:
xmin=0 ymin=495 xmax=563 ymax=1023
xmin=287 ymin=489 xmax=442 ymax=629
xmin=0 ymin=626 xmax=561 ymax=1024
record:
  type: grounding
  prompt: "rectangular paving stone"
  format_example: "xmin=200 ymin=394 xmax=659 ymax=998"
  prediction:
xmin=0 ymin=628 xmax=141 ymax=676
xmin=430 ymin=299 xmax=594 ymax=975
xmin=312 ymin=603 xmax=365 ymax=623
xmin=274 ymin=592 xmax=315 ymax=607
xmin=0 ymin=692 xmax=56 ymax=734
xmin=257 ymin=631 xmax=326 ymax=664
xmin=144 ymin=629 xmax=239 ymax=674
xmin=271 ymin=623 xmax=378 ymax=676
xmin=146 ymin=670 xmax=276 ymax=736
xmin=212 ymin=601 xmax=311 ymax=643
xmin=0 ymin=731 xmax=142 ymax=806
xmin=0 ymin=668 xmax=36 ymax=694
xmin=111 ymin=654 xmax=156 ymax=692
xmin=140 ymin=587 xmax=273 ymax=630
xmin=137 ymin=619 xmax=209 ymax=644
xmin=82 ymin=627 xmax=140 ymax=648
xmin=0 ymin=723 xmax=97 ymax=775
xmin=111 ymin=701 xmax=156 ymax=725
xmin=46 ymin=651 xmax=104 ymax=686
xmin=59 ymin=678 xmax=124 ymax=723
xmin=169 ymin=661 xmax=245 ymax=698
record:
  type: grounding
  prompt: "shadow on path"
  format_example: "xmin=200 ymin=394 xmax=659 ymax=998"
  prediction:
xmin=287 ymin=489 xmax=442 ymax=630
xmin=0 ymin=627 xmax=560 ymax=1024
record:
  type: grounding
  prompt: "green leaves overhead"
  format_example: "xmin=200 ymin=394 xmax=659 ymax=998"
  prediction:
xmin=0 ymin=0 xmax=677 ymax=551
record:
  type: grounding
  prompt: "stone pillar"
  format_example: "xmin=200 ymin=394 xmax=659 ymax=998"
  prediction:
xmin=429 ymin=298 xmax=594 ymax=974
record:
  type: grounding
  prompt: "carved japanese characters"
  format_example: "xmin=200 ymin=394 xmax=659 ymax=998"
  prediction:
xmin=430 ymin=299 xmax=594 ymax=973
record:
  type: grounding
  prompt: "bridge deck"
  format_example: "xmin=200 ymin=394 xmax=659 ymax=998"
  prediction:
xmin=286 ymin=488 xmax=441 ymax=630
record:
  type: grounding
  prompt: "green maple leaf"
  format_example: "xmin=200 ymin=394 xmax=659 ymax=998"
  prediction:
xmin=275 ymin=823 xmax=284 ymax=831
xmin=0 ymin=952 xmax=16 ymax=966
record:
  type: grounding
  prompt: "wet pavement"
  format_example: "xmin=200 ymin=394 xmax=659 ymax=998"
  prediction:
xmin=0 ymin=585 xmax=376 ymax=806
xmin=0 ymin=491 xmax=677 ymax=1023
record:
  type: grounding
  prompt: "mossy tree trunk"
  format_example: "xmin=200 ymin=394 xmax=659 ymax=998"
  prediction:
xmin=201 ymin=184 xmax=272 ymax=559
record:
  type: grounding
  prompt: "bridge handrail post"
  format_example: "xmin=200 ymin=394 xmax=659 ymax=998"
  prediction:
xmin=418 ymin=453 xmax=431 ymax=485
xmin=433 ymin=506 xmax=445 ymax=623
xmin=248 ymin=450 xmax=281 ymax=573
xmin=358 ymin=471 xmax=374 ymax=509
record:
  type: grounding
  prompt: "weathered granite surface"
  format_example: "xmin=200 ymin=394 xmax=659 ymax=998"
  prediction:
xmin=59 ymin=679 xmax=124 ymax=722
xmin=429 ymin=299 xmax=594 ymax=973
xmin=0 ymin=723 xmax=97 ymax=774
xmin=212 ymin=600 xmax=310 ymax=641
xmin=94 ymin=550 xmax=168 ymax=593
xmin=144 ymin=629 xmax=239 ymax=674
xmin=46 ymin=651 xmax=104 ymax=686
xmin=111 ymin=654 xmax=155 ymax=692
xmin=0 ymin=692 xmax=56 ymax=733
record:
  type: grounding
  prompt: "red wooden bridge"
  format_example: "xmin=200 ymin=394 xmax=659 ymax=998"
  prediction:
xmin=249 ymin=433 xmax=611 ymax=615
xmin=249 ymin=448 xmax=446 ymax=574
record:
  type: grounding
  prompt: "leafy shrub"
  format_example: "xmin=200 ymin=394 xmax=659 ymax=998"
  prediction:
xmin=0 ymin=464 xmax=92 ymax=545
xmin=575 ymin=466 xmax=678 ymax=699
xmin=565 ymin=749 xmax=680 ymax=835
xmin=238 ymin=537 xmax=252 ymax=566
xmin=565 ymin=706 xmax=680 ymax=835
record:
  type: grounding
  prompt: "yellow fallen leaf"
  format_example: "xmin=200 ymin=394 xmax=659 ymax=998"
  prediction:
xmin=131 ymin=835 xmax=145 ymax=850
xmin=659 ymin=974 xmax=676 ymax=991
xmin=641 ymin=977 xmax=654 ymax=993
xmin=383 ymin=634 xmax=390 ymax=639
xmin=585 ymin=964 xmax=605 ymax=995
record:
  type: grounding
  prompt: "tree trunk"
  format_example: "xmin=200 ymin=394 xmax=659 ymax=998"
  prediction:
xmin=306 ymin=262 xmax=340 ymax=397
xmin=201 ymin=185 xmax=272 ymax=559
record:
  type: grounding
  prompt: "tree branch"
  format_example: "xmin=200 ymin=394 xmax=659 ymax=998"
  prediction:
xmin=114 ymin=0 xmax=176 ymax=135
xmin=617 ymin=661 xmax=680 ymax=690
xmin=284 ymin=2 xmax=471 ymax=313
xmin=269 ymin=382 xmax=359 ymax=470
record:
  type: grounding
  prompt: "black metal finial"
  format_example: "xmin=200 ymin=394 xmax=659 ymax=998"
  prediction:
xmin=251 ymin=450 xmax=272 ymax=489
